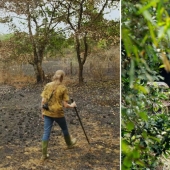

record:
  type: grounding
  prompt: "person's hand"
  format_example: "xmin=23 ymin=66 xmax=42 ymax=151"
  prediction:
xmin=71 ymin=101 xmax=77 ymax=108
xmin=41 ymin=108 xmax=44 ymax=120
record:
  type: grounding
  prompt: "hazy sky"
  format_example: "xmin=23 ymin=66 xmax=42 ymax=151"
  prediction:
xmin=0 ymin=5 xmax=120 ymax=34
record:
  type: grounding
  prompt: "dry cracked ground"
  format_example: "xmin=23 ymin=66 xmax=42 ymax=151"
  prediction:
xmin=0 ymin=78 xmax=120 ymax=170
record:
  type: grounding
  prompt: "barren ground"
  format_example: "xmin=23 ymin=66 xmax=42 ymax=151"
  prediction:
xmin=0 ymin=77 xmax=120 ymax=170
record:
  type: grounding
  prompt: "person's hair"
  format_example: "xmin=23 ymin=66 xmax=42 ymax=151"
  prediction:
xmin=52 ymin=70 xmax=65 ymax=82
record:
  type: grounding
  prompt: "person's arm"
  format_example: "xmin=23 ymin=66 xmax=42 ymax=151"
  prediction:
xmin=41 ymin=98 xmax=46 ymax=106
xmin=62 ymin=86 xmax=76 ymax=108
xmin=63 ymin=101 xmax=77 ymax=108
xmin=41 ymin=84 xmax=48 ymax=110
xmin=41 ymin=98 xmax=47 ymax=119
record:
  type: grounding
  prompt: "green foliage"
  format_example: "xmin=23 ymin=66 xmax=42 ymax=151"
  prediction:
xmin=122 ymin=0 xmax=170 ymax=169
xmin=0 ymin=33 xmax=13 ymax=40
xmin=12 ymin=32 xmax=32 ymax=54
xmin=45 ymin=30 xmax=70 ymax=57
xmin=88 ymin=19 xmax=120 ymax=50
xmin=97 ymin=39 xmax=107 ymax=49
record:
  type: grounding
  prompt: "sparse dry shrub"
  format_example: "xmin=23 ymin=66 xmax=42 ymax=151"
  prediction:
xmin=90 ymin=60 xmax=107 ymax=80
xmin=63 ymin=76 xmax=77 ymax=86
xmin=1 ymin=72 xmax=35 ymax=88
xmin=0 ymin=61 xmax=35 ymax=88
xmin=107 ymin=45 xmax=120 ymax=79
xmin=86 ymin=45 xmax=120 ymax=81
xmin=16 ymin=76 xmax=35 ymax=88
xmin=1 ymin=71 xmax=11 ymax=84
xmin=0 ymin=43 xmax=120 ymax=86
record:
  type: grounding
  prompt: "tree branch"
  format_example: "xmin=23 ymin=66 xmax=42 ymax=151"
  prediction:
xmin=92 ymin=0 xmax=109 ymax=22
xmin=78 ymin=0 xmax=85 ymax=30
xmin=66 ymin=2 xmax=76 ymax=31
xmin=26 ymin=3 xmax=37 ymax=63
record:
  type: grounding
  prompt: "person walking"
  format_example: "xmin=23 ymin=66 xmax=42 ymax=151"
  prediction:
xmin=40 ymin=70 xmax=77 ymax=161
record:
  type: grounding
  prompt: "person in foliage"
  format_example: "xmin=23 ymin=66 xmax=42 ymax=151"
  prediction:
xmin=40 ymin=70 xmax=77 ymax=161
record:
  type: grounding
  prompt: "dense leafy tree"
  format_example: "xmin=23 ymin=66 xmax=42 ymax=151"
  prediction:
xmin=122 ymin=0 xmax=170 ymax=169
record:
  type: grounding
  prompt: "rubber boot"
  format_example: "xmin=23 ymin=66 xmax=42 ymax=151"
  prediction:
xmin=64 ymin=135 xmax=77 ymax=149
xmin=41 ymin=141 xmax=49 ymax=161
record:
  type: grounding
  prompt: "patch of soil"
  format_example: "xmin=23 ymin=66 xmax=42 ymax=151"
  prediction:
xmin=0 ymin=79 xmax=120 ymax=170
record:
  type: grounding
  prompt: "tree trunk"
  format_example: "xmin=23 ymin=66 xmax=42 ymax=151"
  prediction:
xmin=33 ymin=61 xmax=44 ymax=83
xmin=27 ymin=3 xmax=45 ymax=84
xmin=33 ymin=50 xmax=44 ymax=83
xmin=75 ymin=32 xmax=89 ymax=84
xmin=78 ymin=63 xmax=84 ymax=84
xmin=75 ymin=35 xmax=84 ymax=84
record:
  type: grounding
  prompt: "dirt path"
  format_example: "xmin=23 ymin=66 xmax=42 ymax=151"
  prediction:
xmin=0 ymin=79 xmax=120 ymax=170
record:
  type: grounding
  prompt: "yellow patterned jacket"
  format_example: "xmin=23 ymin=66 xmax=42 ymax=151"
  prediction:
xmin=41 ymin=82 xmax=69 ymax=118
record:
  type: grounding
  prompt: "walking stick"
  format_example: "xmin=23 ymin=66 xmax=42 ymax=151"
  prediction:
xmin=71 ymin=98 xmax=90 ymax=144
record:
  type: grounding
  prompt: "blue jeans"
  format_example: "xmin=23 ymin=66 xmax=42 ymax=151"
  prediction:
xmin=42 ymin=116 xmax=69 ymax=141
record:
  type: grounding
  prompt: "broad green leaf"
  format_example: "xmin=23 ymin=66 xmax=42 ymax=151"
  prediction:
xmin=122 ymin=140 xmax=131 ymax=153
xmin=158 ymin=26 xmax=165 ymax=39
xmin=138 ymin=111 xmax=148 ymax=121
xmin=129 ymin=59 xmax=135 ymax=88
xmin=148 ymin=136 xmax=160 ymax=142
xmin=159 ymin=64 xmax=165 ymax=68
xmin=143 ymin=10 xmax=153 ymax=22
xmin=123 ymin=154 xmax=133 ymax=168
xmin=134 ymin=84 xmax=149 ymax=94
xmin=137 ymin=0 xmax=160 ymax=14
xmin=126 ymin=121 xmax=135 ymax=131
xmin=133 ymin=149 xmax=140 ymax=159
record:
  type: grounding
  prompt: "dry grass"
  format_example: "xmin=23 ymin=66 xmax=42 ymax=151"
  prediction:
xmin=85 ymin=46 xmax=120 ymax=81
xmin=0 ymin=72 xmax=36 ymax=88
xmin=0 ymin=45 xmax=120 ymax=86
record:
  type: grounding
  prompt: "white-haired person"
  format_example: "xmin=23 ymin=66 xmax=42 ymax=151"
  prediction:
xmin=40 ymin=70 xmax=77 ymax=161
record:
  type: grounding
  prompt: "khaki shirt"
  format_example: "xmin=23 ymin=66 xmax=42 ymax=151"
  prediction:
xmin=41 ymin=82 xmax=69 ymax=118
